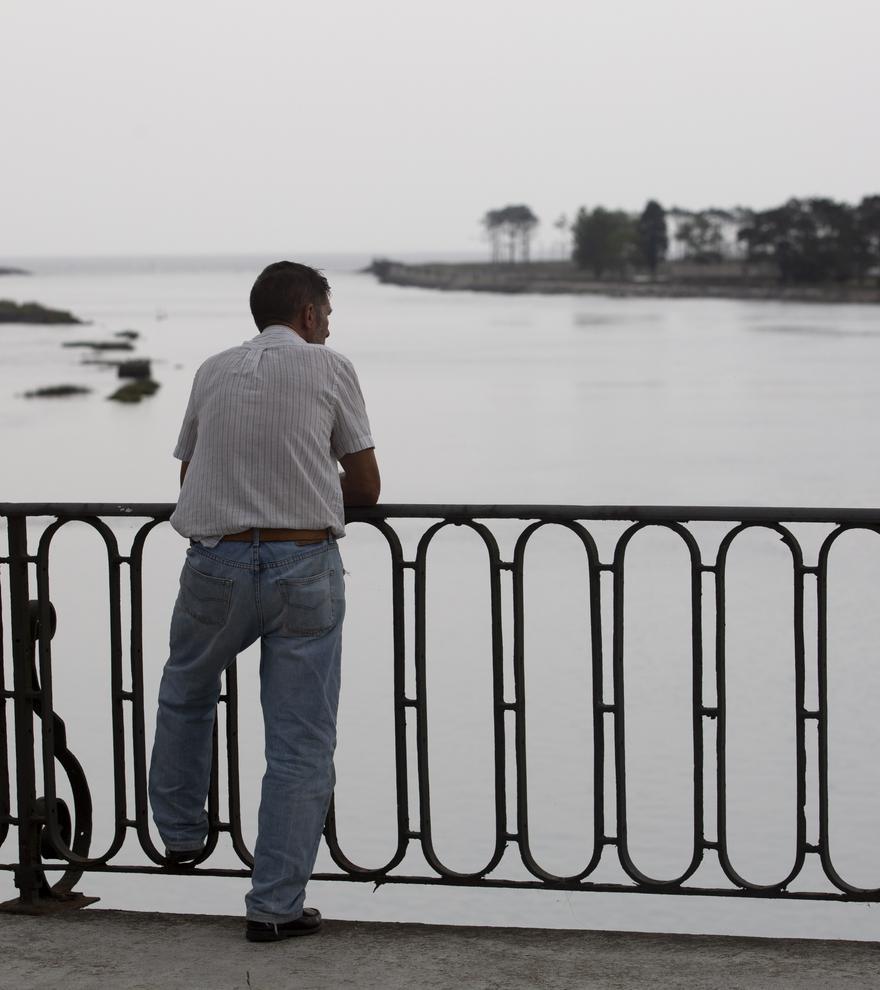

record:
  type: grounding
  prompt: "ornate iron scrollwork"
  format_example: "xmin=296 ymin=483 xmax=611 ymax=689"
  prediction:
xmin=26 ymin=600 xmax=94 ymax=898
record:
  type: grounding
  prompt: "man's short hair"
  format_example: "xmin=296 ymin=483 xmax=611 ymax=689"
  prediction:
xmin=249 ymin=261 xmax=331 ymax=331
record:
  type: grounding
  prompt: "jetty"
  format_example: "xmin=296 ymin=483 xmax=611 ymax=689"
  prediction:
xmin=367 ymin=259 xmax=880 ymax=303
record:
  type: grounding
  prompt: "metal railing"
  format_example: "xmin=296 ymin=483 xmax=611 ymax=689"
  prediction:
xmin=2 ymin=502 xmax=880 ymax=911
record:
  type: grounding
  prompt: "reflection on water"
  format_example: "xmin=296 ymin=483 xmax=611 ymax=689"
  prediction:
xmin=751 ymin=324 xmax=880 ymax=339
xmin=573 ymin=311 xmax=665 ymax=328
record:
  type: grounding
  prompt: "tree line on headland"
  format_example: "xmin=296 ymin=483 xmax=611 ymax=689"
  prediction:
xmin=482 ymin=197 xmax=880 ymax=285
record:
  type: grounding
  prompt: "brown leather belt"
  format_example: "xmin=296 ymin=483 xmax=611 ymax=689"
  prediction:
xmin=221 ymin=527 xmax=330 ymax=544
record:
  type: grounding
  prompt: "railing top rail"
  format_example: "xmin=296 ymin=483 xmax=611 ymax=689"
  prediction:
xmin=2 ymin=503 xmax=880 ymax=525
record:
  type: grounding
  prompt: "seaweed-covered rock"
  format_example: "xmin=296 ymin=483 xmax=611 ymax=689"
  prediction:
xmin=108 ymin=379 xmax=160 ymax=403
xmin=0 ymin=299 xmax=82 ymax=324
xmin=63 ymin=340 xmax=134 ymax=351
xmin=24 ymin=384 xmax=92 ymax=398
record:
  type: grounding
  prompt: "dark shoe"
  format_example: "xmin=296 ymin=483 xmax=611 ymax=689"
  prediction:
xmin=164 ymin=847 xmax=203 ymax=866
xmin=245 ymin=908 xmax=322 ymax=942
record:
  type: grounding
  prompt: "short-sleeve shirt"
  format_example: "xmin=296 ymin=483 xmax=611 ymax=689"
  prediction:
xmin=169 ymin=324 xmax=373 ymax=544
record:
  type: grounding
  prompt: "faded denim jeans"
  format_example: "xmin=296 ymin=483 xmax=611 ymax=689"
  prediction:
xmin=149 ymin=533 xmax=344 ymax=923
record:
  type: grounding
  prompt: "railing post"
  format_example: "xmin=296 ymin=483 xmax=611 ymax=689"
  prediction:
xmin=6 ymin=516 xmax=44 ymax=906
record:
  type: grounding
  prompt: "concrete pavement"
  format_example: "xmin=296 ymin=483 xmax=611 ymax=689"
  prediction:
xmin=1 ymin=909 xmax=878 ymax=989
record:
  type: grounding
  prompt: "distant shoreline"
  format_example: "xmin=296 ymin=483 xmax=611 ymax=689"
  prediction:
xmin=367 ymin=260 xmax=880 ymax=304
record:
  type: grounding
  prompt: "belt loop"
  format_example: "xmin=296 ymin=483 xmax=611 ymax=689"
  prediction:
xmin=252 ymin=528 xmax=260 ymax=547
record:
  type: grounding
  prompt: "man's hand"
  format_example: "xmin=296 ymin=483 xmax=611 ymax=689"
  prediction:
xmin=339 ymin=448 xmax=380 ymax=506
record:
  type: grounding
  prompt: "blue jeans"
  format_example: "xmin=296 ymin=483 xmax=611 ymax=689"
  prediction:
xmin=149 ymin=535 xmax=345 ymax=923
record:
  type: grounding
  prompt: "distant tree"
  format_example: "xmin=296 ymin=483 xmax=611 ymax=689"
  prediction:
xmin=636 ymin=200 xmax=668 ymax=277
xmin=553 ymin=213 xmax=569 ymax=259
xmin=572 ymin=207 xmax=635 ymax=277
xmin=728 ymin=207 xmax=753 ymax=258
xmin=810 ymin=197 xmax=858 ymax=282
xmin=855 ymin=195 xmax=880 ymax=283
xmin=737 ymin=205 xmax=783 ymax=265
xmin=481 ymin=204 xmax=539 ymax=263
xmin=739 ymin=200 xmax=807 ymax=281
xmin=738 ymin=197 xmax=859 ymax=283
xmin=675 ymin=210 xmax=724 ymax=263
xmin=499 ymin=209 xmax=519 ymax=262
xmin=482 ymin=209 xmax=504 ymax=262
xmin=506 ymin=204 xmax=539 ymax=262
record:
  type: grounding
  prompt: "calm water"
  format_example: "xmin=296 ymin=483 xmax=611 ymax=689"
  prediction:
xmin=1 ymin=257 xmax=879 ymax=939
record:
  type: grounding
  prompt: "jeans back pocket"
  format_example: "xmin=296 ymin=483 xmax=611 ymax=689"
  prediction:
xmin=180 ymin=560 xmax=233 ymax=626
xmin=278 ymin=569 xmax=335 ymax=636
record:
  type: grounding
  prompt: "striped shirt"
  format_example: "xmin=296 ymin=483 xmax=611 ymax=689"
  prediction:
xmin=169 ymin=324 xmax=373 ymax=545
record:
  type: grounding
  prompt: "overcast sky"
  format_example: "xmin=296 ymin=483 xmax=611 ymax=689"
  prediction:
xmin=2 ymin=0 xmax=878 ymax=257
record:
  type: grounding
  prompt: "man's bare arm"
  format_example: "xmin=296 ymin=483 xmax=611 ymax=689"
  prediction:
xmin=339 ymin=448 xmax=380 ymax=506
xmin=180 ymin=461 xmax=189 ymax=487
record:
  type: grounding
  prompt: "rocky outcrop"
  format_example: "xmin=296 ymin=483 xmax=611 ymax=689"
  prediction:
xmin=23 ymin=384 xmax=91 ymax=398
xmin=108 ymin=379 xmax=160 ymax=403
xmin=0 ymin=299 xmax=82 ymax=324
xmin=62 ymin=340 xmax=134 ymax=351
xmin=117 ymin=359 xmax=151 ymax=380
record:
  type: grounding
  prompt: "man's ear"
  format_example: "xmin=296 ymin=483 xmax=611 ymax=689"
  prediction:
xmin=302 ymin=302 xmax=316 ymax=328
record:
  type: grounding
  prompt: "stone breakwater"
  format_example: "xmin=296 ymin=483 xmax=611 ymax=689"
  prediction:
xmin=368 ymin=260 xmax=880 ymax=303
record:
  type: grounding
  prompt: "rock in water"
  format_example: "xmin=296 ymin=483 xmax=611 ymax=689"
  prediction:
xmin=117 ymin=359 xmax=151 ymax=380
xmin=63 ymin=340 xmax=134 ymax=351
xmin=23 ymin=384 xmax=92 ymax=398
xmin=108 ymin=379 xmax=160 ymax=403
xmin=0 ymin=300 xmax=82 ymax=324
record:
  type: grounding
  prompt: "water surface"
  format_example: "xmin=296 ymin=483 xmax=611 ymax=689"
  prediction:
xmin=1 ymin=258 xmax=879 ymax=939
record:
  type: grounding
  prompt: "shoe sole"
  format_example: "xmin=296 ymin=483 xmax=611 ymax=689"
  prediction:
xmin=245 ymin=923 xmax=322 ymax=943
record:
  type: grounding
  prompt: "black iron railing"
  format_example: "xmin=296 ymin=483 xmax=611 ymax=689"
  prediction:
xmin=1 ymin=502 xmax=879 ymax=912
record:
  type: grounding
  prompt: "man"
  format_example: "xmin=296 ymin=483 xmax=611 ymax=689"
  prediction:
xmin=149 ymin=261 xmax=379 ymax=943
